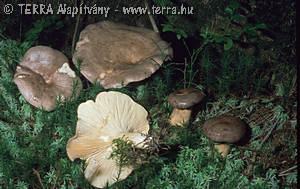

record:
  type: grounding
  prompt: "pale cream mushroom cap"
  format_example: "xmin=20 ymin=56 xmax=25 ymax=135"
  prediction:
xmin=66 ymin=91 xmax=149 ymax=188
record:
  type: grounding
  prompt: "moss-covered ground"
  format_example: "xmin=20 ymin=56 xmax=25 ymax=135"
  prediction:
xmin=0 ymin=0 xmax=296 ymax=188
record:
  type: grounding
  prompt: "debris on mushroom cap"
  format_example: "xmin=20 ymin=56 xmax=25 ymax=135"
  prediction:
xmin=66 ymin=91 xmax=149 ymax=188
xmin=202 ymin=116 xmax=246 ymax=143
xmin=72 ymin=21 xmax=173 ymax=89
xmin=14 ymin=46 xmax=82 ymax=111
xmin=168 ymin=88 xmax=204 ymax=109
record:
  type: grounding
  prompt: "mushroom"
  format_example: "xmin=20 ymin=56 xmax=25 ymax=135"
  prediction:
xmin=167 ymin=88 xmax=204 ymax=126
xmin=72 ymin=21 xmax=173 ymax=89
xmin=202 ymin=116 xmax=246 ymax=157
xmin=66 ymin=91 xmax=149 ymax=188
xmin=14 ymin=46 xmax=82 ymax=111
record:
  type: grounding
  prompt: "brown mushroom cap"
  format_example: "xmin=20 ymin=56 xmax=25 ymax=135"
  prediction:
xmin=202 ymin=116 xmax=246 ymax=143
xmin=167 ymin=88 xmax=204 ymax=109
xmin=14 ymin=46 xmax=82 ymax=111
xmin=72 ymin=21 xmax=173 ymax=89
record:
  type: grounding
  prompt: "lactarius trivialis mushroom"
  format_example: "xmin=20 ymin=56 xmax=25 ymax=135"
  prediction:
xmin=73 ymin=21 xmax=173 ymax=89
xmin=14 ymin=46 xmax=82 ymax=111
xmin=66 ymin=91 xmax=149 ymax=188
xmin=167 ymin=88 xmax=204 ymax=126
xmin=203 ymin=116 xmax=246 ymax=157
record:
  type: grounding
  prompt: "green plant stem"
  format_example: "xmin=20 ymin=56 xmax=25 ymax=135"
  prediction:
xmin=145 ymin=0 xmax=159 ymax=33
xmin=71 ymin=0 xmax=82 ymax=56
xmin=183 ymin=58 xmax=187 ymax=88
xmin=182 ymin=38 xmax=208 ymax=88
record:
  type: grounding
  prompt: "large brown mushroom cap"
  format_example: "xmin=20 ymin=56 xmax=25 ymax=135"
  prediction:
xmin=14 ymin=46 xmax=82 ymax=111
xmin=168 ymin=88 xmax=204 ymax=109
xmin=66 ymin=91 xmax=149 ymax=188
xmin=72 ymin=21 xmax=173 ymax=89
xmin=203 ymin=116 xmax=246 ymax=143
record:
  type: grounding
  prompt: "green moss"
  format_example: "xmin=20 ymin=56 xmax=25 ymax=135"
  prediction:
xmin=0 ymin=0 xmax=296 ymax=188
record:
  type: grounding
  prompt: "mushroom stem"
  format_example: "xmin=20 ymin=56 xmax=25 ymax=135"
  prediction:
xmin=214 ymin=144 xmax=231 ymax=158
xmin=168 ymin=108 xmax=192 ymax=126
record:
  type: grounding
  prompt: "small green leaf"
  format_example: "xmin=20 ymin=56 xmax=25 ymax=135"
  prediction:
xmin=162 ymin=27 xmax=170 ymax=32
xmin=181 ymin=31 xmax=188 ymax=39
xmin=176 ymin=34 xmax=182 ymax=40
xmin=232 ymin=15 xmax=246 ymax=22
xmin=55 ymin=21 xmax=64 ymax=30
xmin=229 ymin=0 xmax=239 ymax=10
xmin=225 ymin=7 xmax=233 ymax=14
xmin=200 ymin=33 xmax=207 ymax=38
xmin=224 ymin=38 xmax=233 ymax=51
xmin=215 ymin=36 xmax=225 ymax=43
xmin=242 ymin=24 xmax=252 ymax=30
xmin=162 ymin=24 xmax=174 ymax=32
xmin=246 ymin=28 xmax=257 ymax=36
xmin=255 ymin=23 xmax=267 ymax=29
xmin=51 ymin=14 xmax=61 ymax=21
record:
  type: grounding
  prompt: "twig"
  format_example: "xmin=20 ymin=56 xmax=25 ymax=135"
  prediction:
xmin=51 ymin=171 xmax=59 ymax=189
xmin=249 ymin=133 xmax=264 ymax=143
xmin=145 ymin=0 xmax=159 ymax=33
xmin=167 ymin=62 xmax=185 ymax=66
xmin=71 ymin=0 xmax=83 ymax=56
xmin=33 ymin=168 xmax=45 ymax=189
xmin=248 ymin=110 xmax=274 ymax=128
xmin=279 ymin=165 xmax=297 ymax=176
xmin=222 ymin=99 xmax=260 ymax=115
xmin=183 ymin=58 xmax=187 ymax=88
xmin=236 ymin=146 xmax=262 ymax=154
xmin=278 ymin=172 xmax=297 ymax=177
xmin=69 ymin=181 xmax=74 ymax=187
xmin=249 ymin=115 xmax=274 ymax=142
xmin=258 ymin=118 xmax=280 ymax=149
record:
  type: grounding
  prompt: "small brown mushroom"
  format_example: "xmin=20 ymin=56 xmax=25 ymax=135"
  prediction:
xmin=72 ymin=21 xmax=173 ymax=89
xmin=167 ymin=88 xmax=204 ymax=126
xmin=14 ymin=46 xmax=82 ymax=111
xmin=202 ymin=116 xmax=246 ymax=157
